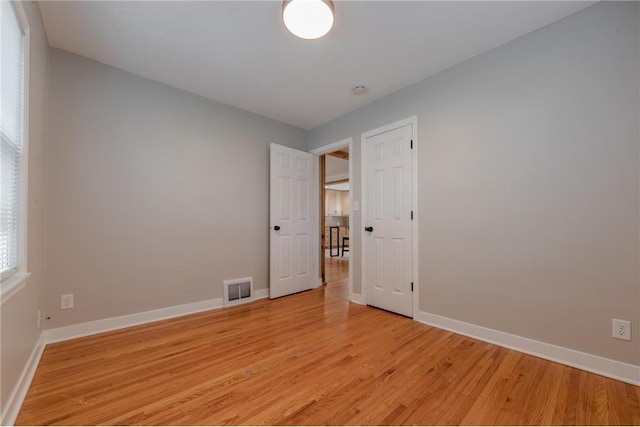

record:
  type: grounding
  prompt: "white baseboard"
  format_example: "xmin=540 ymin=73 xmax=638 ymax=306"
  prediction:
xmin=416 ymin=310 xmax=640 ymax=386
xmin=44 ymin=298 xmax=224 ymax=344
xmin=254 ymin=288 xmax=269 ymax=300
xmin=1 ymin=333 xmax=45 ymax=426
xmin=42 ymin=289 xmax=276 ymax=345
xmin=350 ymin=292 xmax=365 ymax=305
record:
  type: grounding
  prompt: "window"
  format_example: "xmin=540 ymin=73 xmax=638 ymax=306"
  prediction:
xmin=1 ymin=1 xmax=27 ymax=287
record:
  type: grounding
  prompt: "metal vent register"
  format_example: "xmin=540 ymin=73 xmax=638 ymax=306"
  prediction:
xmin=223 ymin=277 xmax=254 ymax=307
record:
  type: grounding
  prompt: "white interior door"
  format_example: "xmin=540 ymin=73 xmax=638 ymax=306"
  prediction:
xmin=363 ymin=124 xmax=414 ymax=317
xmin=270 ymin=143 xmax=316 ymax=299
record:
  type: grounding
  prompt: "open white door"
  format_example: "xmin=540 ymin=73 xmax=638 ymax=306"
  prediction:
xmin=270 ymin=143 xmax=316 ymax=299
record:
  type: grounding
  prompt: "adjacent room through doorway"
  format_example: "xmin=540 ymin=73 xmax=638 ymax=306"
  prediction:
xmin=321 ymin=148 xmax=350 ymax=298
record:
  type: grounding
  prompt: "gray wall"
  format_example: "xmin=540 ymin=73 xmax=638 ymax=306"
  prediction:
xmin=308 ymin=2 xmax=640 ymax=365
xmin=1 ymin=1 xmax=49 ymax=415
xmin=44 ymin=49 xmax=306 ymax=328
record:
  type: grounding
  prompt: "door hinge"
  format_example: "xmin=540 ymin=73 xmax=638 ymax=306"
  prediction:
xmin=411 ymin=282 xmax=414 ymax=292
xmin=410 ymin=210 xmax=413 ymax=220
xmin=410 ymin=139 xmax=413 ymax=149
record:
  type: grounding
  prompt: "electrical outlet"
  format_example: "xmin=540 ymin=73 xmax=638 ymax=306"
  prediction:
xmin=612 ymin=319 xmax=631 ymax=341
xmin=61 ymin=294 xmax=74 ymax=310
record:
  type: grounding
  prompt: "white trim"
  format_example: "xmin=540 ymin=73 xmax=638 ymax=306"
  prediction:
xmin=310 ymin=138 xmax=352 ymax=155
xmin=0 ymin=272 xmax=30 ymax=305
xmin=411 ymin=119 xmax=419 ymax=319
xmin=416 ymin=310 xmax=640 ymax=386
xmin=311 ymin=146 xmax=320 ymax=293
xmin=360 ymin=116 xmax=419 ymax=319
xmin=348 ymin=144 xmax=354 ymax=304
xmin=13 ymin=0 xmax=30 ymax=282
xmin=254 ymin=288 xmax=269 ymax=300
xmin=311 ymin=137 xmax=354 ymax=301
xmin=1 ymin=333 xmax=45 ymax=426
xmin=312 ymin=150 xmax=321 ymax=290
xmin=349 ymin=293 xmax=365 ymax=305
xmin=43 ymin=298 xmax=224 ymax=344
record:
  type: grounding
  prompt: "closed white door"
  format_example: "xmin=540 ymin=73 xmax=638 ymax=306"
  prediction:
xmin=363 ymin=124 xmax=414 ymax=317
xmin=270 ymin=143 xmax=316 ymax=299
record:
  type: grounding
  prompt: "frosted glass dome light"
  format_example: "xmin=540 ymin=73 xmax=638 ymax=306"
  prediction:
xmin=283 ymin=0 xmax=334 ymax=40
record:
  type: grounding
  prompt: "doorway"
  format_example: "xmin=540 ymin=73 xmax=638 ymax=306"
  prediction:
xmin=311 ymin=138 xmax=353 ymax=301
xmin=323 ymin=149 xmax=350 ymax=296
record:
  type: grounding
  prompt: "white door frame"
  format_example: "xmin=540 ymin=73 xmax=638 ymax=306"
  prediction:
xmin=310 ymin=138 xmax=354 ymax=301
xmin=361 ymin=116 xmax=419 ymax=319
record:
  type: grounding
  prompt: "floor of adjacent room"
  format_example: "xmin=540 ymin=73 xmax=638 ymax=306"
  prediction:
xmin=16 ymin=256 xmax=640 ymax=425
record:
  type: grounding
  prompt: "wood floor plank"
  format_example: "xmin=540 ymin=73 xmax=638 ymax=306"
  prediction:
xmin=533 ymin=361 xmax=565 ymax=425
xmin=629 ymin=383 xmax=640 ymax=425
xmin=15 ymin=257 xmax=640 ymax=425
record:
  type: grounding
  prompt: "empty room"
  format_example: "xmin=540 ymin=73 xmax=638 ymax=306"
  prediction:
xmin=1 ymin=0 xmax=639 ymax=425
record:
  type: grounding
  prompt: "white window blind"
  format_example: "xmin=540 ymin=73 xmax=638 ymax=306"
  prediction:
xmin=1 ymin=1 xmax=25 ymax=279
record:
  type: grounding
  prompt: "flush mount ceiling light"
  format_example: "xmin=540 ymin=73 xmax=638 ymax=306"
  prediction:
xmin=283 ymin=0 xmax=334 ymax=40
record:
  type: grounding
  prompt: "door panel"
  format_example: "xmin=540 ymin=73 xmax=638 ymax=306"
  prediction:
xmin=270 ymin=144 xmax=316 ymax=299
xmin=297 ymin=234 xmax=309 ymax=275
xmin=364 ymin=124 xmax=413 ymax=317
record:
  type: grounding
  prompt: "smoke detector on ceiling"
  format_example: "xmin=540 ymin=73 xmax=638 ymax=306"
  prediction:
xmin=352 ymin=85 xmax=368 ymax=95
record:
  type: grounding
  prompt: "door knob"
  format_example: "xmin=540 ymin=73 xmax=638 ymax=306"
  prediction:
xmin=274 ymin=225 xmax=280 ymax=231
xmin=364 ymin=226 xmax=373 ymax=232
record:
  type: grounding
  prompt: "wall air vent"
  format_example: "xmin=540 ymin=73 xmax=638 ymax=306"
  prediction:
xmin=223 ymin=277 xmax=254 ymax=307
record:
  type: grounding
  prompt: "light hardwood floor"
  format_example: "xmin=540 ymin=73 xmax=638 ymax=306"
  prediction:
xmin=17 ymin=258 xmax=640 ymax=425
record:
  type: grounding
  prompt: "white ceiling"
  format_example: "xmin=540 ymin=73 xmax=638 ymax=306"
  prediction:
xmin=326 ymin=155 xmax=348 ymax=182
xmin=38 ymin=1 xmax=594 ymax=130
